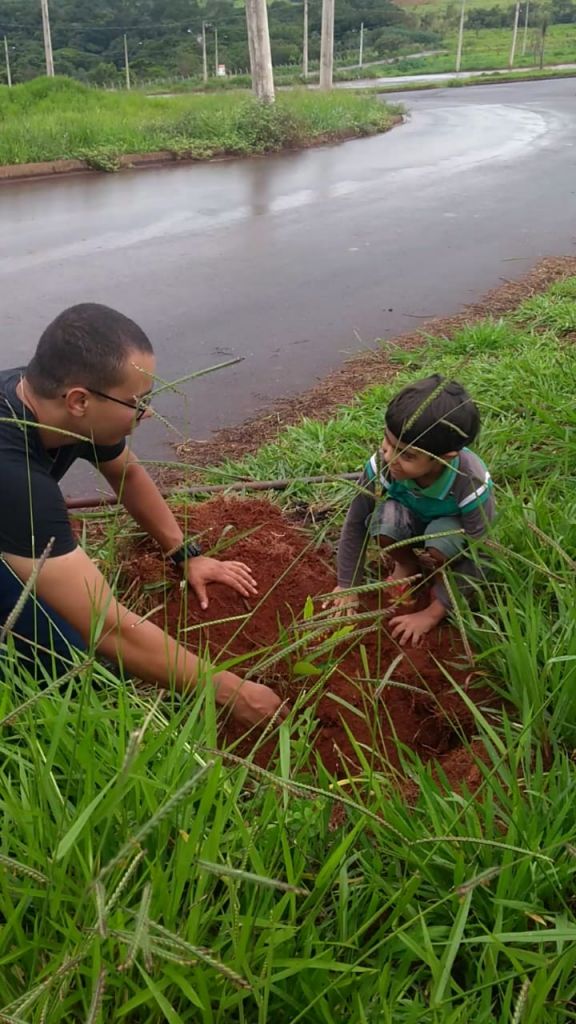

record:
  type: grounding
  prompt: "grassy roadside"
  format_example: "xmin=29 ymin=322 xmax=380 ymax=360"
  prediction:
xmin=143 ymin=23 xmax=576 ymax=95
xmin=145 ymin=61 xmax=576 ymax=97
xmin=0 ymin=76 xmax=399 ymax=169
xmin=1 ymin=278 xmax=575 ymax=1020
xmin=356 ymin=65 xmax=576 ymax=96
xmin=337 ymin=23 xmax=576 ymax=81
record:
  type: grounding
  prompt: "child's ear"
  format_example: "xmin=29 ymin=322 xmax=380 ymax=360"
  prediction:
xmin=441 ymin=451 xmax=458 ymax=460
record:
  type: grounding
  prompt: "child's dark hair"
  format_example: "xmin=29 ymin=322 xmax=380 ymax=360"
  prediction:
xmin=385 ymin=374 xmax=480 ymax=455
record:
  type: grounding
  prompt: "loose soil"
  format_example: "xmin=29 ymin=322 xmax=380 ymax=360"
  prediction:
xmin=120 ymin=496 xmax=492 ymax=789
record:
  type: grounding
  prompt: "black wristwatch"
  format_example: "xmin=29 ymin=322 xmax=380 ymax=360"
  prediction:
xmin=169 ymin=540 xmax=202 ymax=566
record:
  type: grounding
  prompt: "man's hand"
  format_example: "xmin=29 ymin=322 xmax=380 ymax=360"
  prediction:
xmin=4 ymin=547 xmax=282 ymax=724
xmin=389 ymin=601 xmax=446 ymax=647
xmin=215 ymin=671 xmax=287 ymax=728
xmin=186 ymin=555 xmax=258 ymax=610
xmin=321 ymin=585 xmax=359 ymax=617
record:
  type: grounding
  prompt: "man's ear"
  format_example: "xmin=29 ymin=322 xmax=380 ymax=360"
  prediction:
xmin=64 ymin=387 xmax=89 ymax=418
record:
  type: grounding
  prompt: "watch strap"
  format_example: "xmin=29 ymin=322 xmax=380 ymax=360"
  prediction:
xmin=168 ymin=540 xmax=202 ymax=565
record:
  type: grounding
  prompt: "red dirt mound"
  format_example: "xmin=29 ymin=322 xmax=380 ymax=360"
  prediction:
xmin=120 ymin=497 xmax=491 ymax=781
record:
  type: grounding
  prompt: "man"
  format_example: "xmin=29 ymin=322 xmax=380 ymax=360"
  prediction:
xmin=0 ymin=303 xmax=283 ymax=727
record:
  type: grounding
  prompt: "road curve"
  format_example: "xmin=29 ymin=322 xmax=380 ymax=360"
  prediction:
xmin=1 ymin=79 xmax=574 ymax=490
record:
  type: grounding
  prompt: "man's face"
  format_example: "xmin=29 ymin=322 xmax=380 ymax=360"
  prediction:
xmin=68 ymin=350 xmax=157 ymax=446
xmin=381 ymin=429 xmax=443 ymax=483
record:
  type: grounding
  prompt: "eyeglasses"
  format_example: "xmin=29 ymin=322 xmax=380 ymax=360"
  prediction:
xmin=85 ymin=388 xmax=153 ymax=421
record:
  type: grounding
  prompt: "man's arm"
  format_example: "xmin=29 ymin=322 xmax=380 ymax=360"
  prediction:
xmin=3 ymin=547 xmax=283 ymax=727
xmin=99 ymin=450 xmax=257 ymax=608
xmin=99 ymin=448 xmax=185 ymax=552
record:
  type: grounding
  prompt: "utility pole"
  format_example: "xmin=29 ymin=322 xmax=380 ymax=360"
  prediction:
xmin=4 ymin=35 xmax=11 ymax=87
xmin=359 ymin=21 xmax=364 ymax=68
xmin=538 ymin=13 xmax=548 ymax=68
xmin=123 ymin=33 xmax=131 ymax=89
xmin=319 ymin=0 xmax=335 ymax=89
xmin=455 ymin=0 xmax=466 ymax=72
xmin=245 ymin=0 xmax=275 ymax=102
xmin=521 ymin=0 xmax=530 ymax=56
xmin=303 ymin=0 xmax=308 ymax=77
xmin=40 ymin=0 xmax=54 ymax=77
xmin=509 ymin=0 xmax=520 ymax=67
xmin=246 ymin=6 xmax=256 ymax=81
xmin=214 ymin=26 xmax=219 ymax=74
xmin=202 ymin=20 xmax=208 ymax=82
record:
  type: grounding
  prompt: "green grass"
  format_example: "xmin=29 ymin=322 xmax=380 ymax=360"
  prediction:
xmin=2 ymin=280 xmax=576 ymax=1019
xmin=330 ymin=23 xmax=576 ymax=80
xmin=0 ymin=76 xmax=398 ymax=168
xmin=356 ymin=66 xmax=576 ymax=95
xmin=398 ymin=0 xmax=545 ymax=12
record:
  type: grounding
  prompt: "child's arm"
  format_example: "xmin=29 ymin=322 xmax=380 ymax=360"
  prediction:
xmin=461 ymin=490 xmax=496 ymax=539
xmin=337 ymin=473 xmax=376 ymax=588
xmin=324 ymin=472 xmax=376 ymax=613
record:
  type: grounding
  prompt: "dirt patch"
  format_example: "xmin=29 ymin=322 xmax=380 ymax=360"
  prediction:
xmin=120 ymin=497 xmax=492 ymax=783
xmin=172 ymin=257 xmax=576 ymax=481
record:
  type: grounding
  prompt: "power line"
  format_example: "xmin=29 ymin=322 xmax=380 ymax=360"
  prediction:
xmin=0 ymin=13 xmax=251 ymax=30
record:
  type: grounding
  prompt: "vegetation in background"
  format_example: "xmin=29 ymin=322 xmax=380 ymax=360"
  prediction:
xmin=1 ymin=0 xmax=575 ymax=89
xmin=0 ymin=0 xmax=438 ymax=85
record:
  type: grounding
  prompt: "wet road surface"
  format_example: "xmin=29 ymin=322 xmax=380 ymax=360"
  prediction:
xmin=1 ymin=79 xmax=575 ymax=491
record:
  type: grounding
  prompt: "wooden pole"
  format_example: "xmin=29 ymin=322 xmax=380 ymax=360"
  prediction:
xmin=4 ymin=36 xmax=11 ymax=87
xmin=245 ymin=0 xmax=275 ymax=102
xmin=303 ymin=0 xmax=309 ymax=77
xmin=359 ymin=21 xmax=364 ymax=67
xmin=202 ymin=20 xmax=208 ymax=82
xmin=40 ymin=0 xmax=54 ymax=76
xmin=521 ymin=0 xmax=530 ymax=57
xmin=66 ymin=472 xmax=363 ymax=511
xmin=123 ymin=33 xmax=131 ymax=89
xmin=455 ymin=0 xmax=466 ymax=72
xmin=319 ymin=0 xmax=335 ymax=89
xmin=509 ymin=0 xmax=521 ymax=67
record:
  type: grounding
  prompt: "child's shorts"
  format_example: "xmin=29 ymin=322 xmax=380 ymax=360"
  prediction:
xmin=368 ymin=499 xmax=466 ymax=560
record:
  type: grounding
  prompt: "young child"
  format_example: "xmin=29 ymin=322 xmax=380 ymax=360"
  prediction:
xmin=329 ymin=374 xmax=495 ymax=646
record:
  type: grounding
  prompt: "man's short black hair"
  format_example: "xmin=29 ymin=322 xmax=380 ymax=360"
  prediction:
xmin=385 ymin=374 xmax=480 ymax=455
xmin=26 ymin=303 xmax=154 ymax=399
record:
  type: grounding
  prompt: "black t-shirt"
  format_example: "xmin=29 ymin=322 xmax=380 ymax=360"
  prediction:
xmin=0 ymin=368 xmax=125 ymax=559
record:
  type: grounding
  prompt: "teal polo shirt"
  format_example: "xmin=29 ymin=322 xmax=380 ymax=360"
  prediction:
xmin=365 ymin=448 xmax=493 ymax=525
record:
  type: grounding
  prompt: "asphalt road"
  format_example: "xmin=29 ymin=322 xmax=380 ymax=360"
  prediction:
xmin=1 ymin=79 xmax=575 ymax=490
xmin=337 ymin=63 xmax=576 ymax=88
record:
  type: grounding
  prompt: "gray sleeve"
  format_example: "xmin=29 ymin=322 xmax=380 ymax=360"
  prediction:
xmin=336 ymin=472 xmax=376 ymax=587
xmin=453 ymin=450 xmax=496 ymax=540
xmin=461 ymin=491 xmax=496 ymax=539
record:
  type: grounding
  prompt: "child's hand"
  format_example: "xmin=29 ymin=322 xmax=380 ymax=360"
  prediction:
xmin=322 ymin=585 xmax=359 ymax=617
xmin=389 ymin=602 xmax=446 ymax=647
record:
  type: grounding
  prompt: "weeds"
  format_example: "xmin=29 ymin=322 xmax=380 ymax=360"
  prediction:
xmin=0 ymin=77 xmax=398 ymax=167
xmin=1 ymin=280 xmax=575 ymax=1019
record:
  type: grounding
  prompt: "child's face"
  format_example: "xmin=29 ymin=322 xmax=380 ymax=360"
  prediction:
xmin=381 ymin=430 xmax=452 ymax=483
